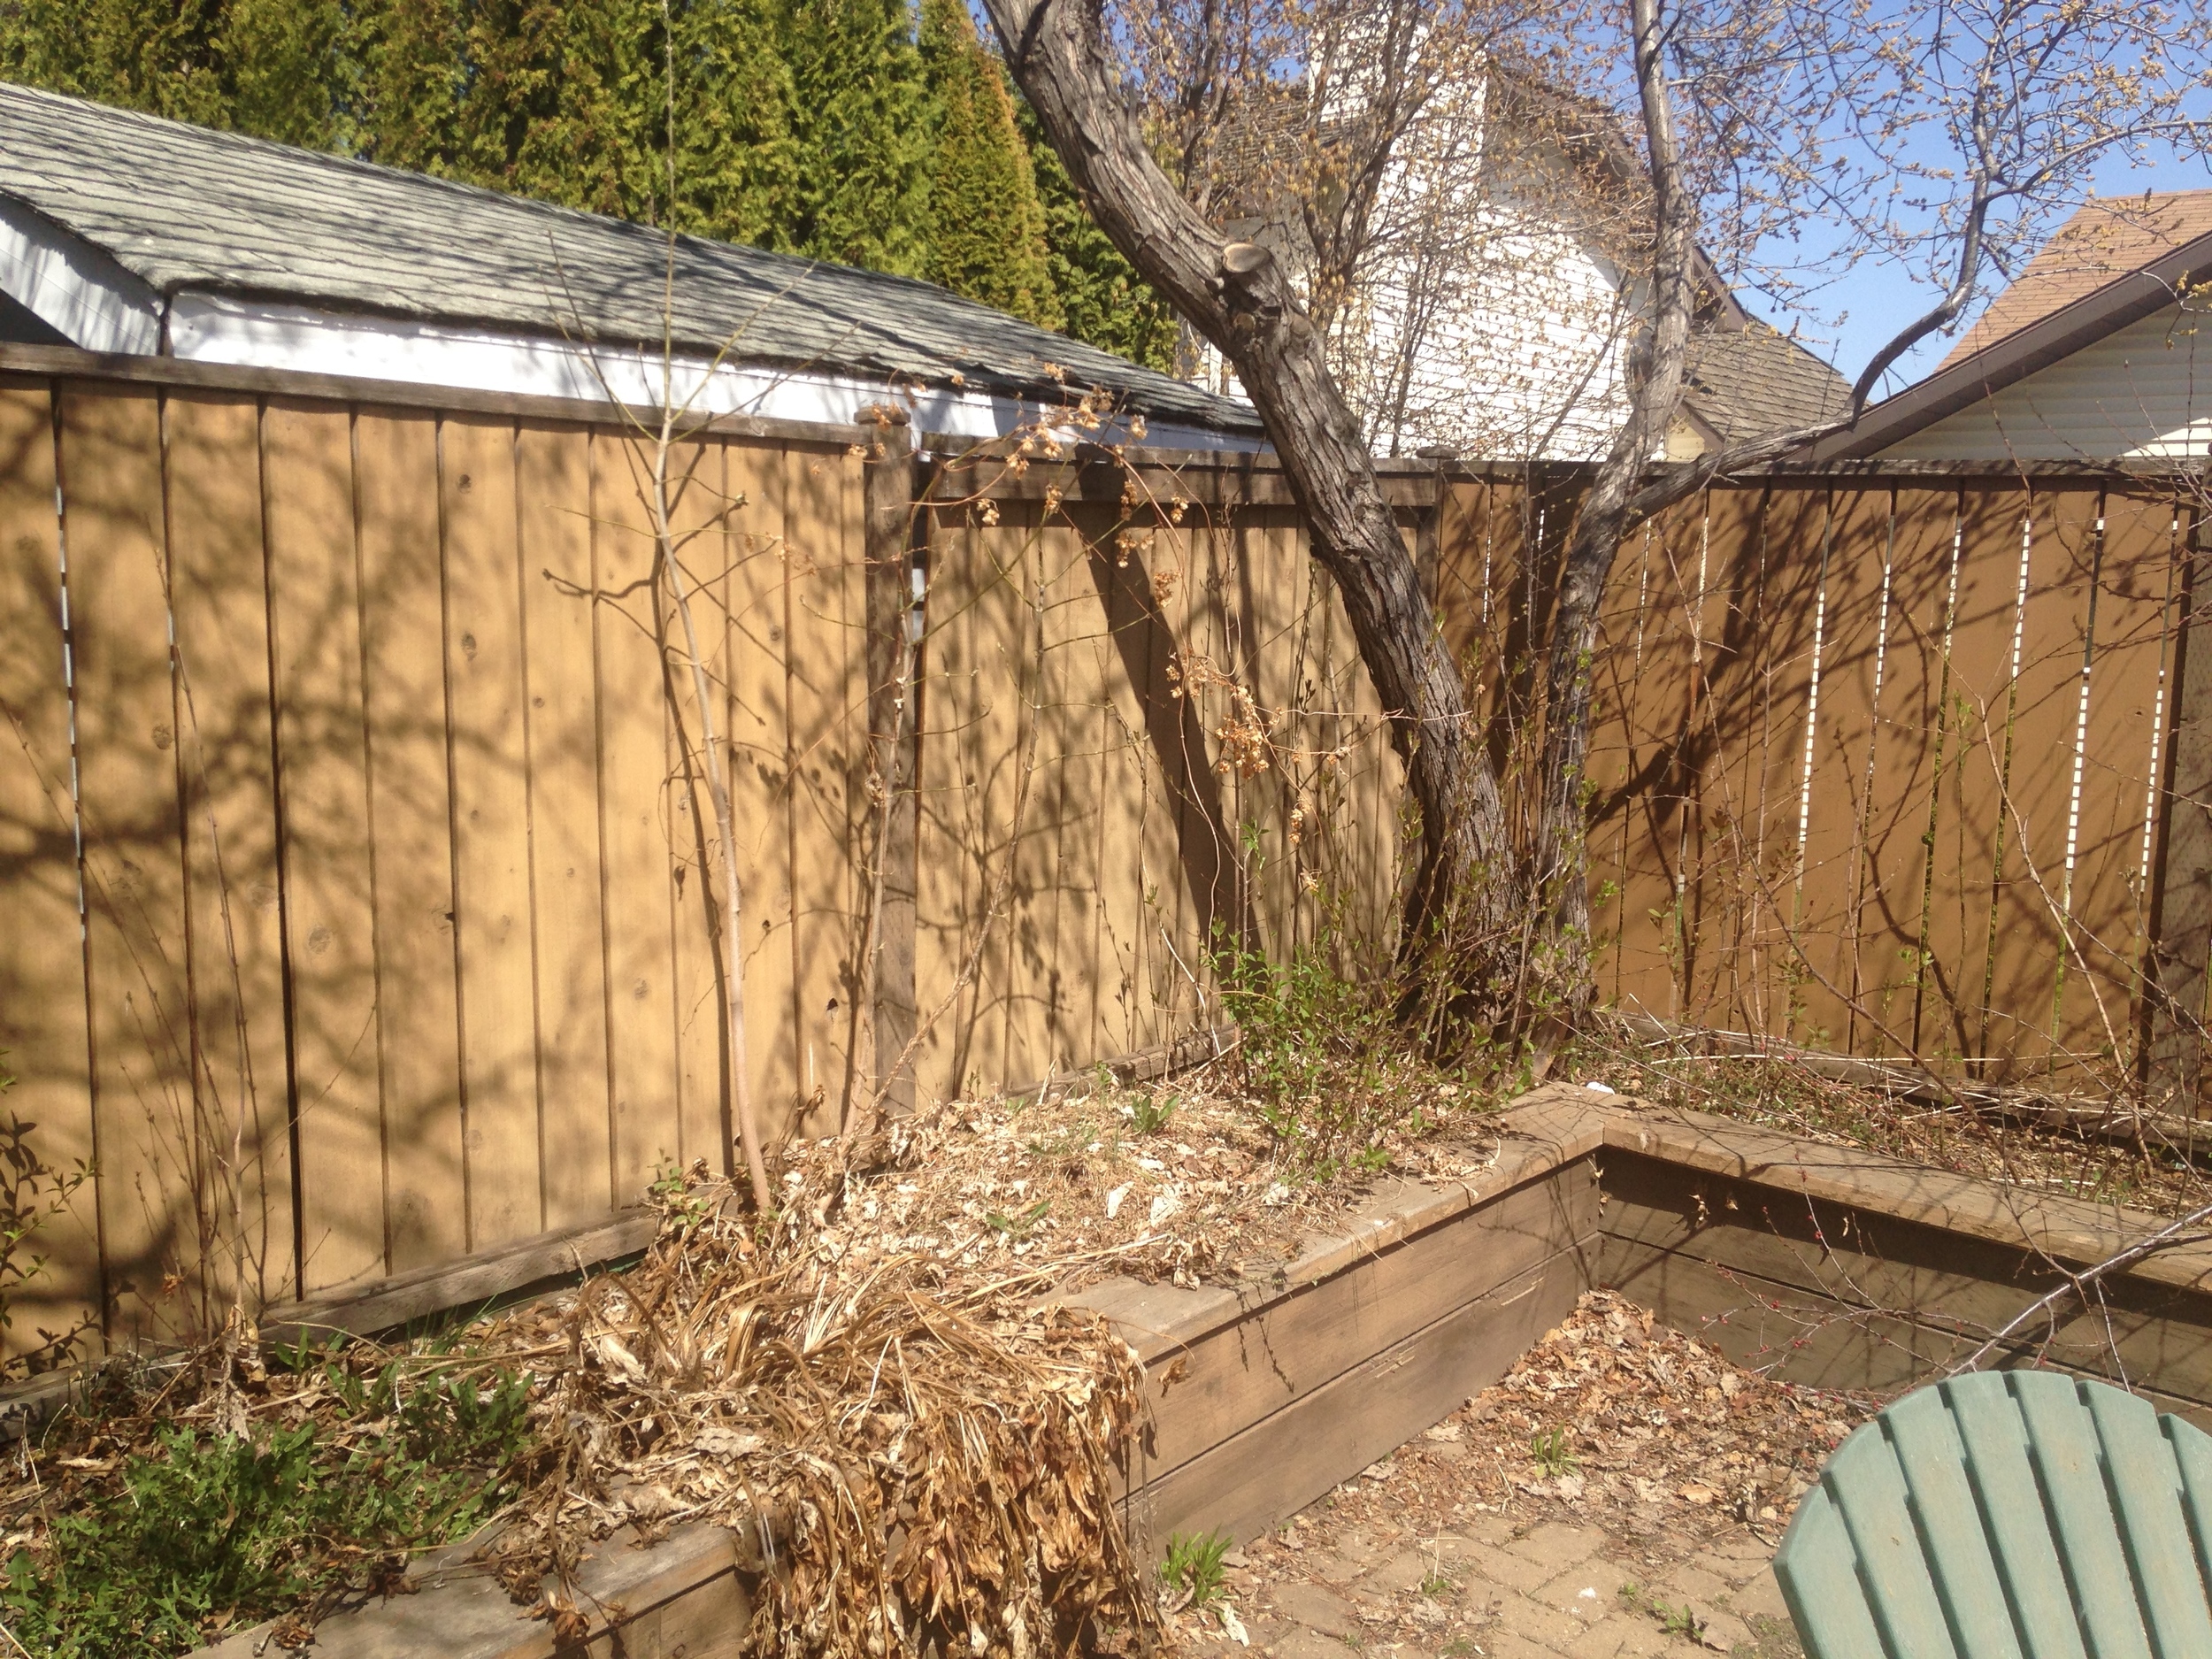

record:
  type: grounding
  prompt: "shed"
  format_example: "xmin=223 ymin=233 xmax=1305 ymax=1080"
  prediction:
xmin=0 ymin=81 xmax=1263 ymax=450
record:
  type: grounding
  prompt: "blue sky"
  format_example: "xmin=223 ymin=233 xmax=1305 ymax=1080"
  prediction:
xmin=1724 ymin=102 xmax=2212 ymax=397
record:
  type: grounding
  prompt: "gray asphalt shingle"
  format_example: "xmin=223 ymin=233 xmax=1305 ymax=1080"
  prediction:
xmin=0 ymin=81 xmax=1260 ymax=434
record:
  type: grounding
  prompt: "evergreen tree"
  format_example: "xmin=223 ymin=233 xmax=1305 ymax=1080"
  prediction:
xmin=918 ymin=0 xmax=1058 ymax=329
xmin=0 ymin=0 xmax=349 ymax=146
xmin=773 ymin=0 xmax=933 ymax=278
xmin=1015 ymin=92 xmax=1179 ymax=372
xmin=0 ymin=0 xmax=1179 ymax=368
xmin=352 ymin=0 xmax=468 ymax=177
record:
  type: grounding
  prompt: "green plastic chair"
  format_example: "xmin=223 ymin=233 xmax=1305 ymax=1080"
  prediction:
xmin=1774 ymin=1370 xmax=2212 ymax=1659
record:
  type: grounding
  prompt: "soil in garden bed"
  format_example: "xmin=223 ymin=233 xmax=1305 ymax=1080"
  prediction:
xmin=0 ymin=1058 xmax=1507 ymax=1659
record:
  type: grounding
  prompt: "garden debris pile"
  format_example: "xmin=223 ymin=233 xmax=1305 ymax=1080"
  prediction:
xmin=477 ymin=1135 xmax=1157 ymax=1659
xmin=1572 ymin=1018 xmax=2212 ymax=1219
xmin=785 ymin=1067 xmax=1503 ymax=1298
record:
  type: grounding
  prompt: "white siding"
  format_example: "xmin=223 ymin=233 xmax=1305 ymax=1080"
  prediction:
xmin=1881 ymin=304 xmax=2211 ymax=461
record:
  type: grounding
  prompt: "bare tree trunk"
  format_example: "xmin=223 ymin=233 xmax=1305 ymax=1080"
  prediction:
xmin=982 ymin=0 xmax=1512 ymax=970
xmin=1529 ymin=0 xmax=1699 ymax=1028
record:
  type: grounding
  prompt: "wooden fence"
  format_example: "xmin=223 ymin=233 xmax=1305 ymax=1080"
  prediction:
xmin=0 ymin=349 xmax=1407 ymax=1358
xmin=1440 ymin=466 xmax=2208 ymax=1091
xmin=13 ymin=339 xmax=2208 ymax=1365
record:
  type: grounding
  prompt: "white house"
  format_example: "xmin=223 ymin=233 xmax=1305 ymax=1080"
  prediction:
xmin=1809 ymin=192 xmax=2212 ymax=465
xmin=1195 ymin=66 xmax=1848 ymax=463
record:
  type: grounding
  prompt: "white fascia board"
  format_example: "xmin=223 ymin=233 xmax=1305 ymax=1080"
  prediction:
xmin=0 ymin=197 xmax=162 ymax=354
xmin=168 ymin=290 xmax=1262 ymax=453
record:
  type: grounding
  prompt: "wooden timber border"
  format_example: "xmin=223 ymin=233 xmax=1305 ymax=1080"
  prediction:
xmin=187 ymin=1086 xmax=2212 ymax=1656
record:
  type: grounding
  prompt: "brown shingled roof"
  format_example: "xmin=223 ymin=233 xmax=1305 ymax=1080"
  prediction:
xmin=1681 ymin=318 xmax=1851 ymax=443
xmin=1936 ymin=191 xmax=2212 ymax=369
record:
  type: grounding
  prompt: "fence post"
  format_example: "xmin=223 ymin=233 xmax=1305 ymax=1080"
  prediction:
xmin=2153 ymin=505 xmax=2212 ymax=1108
xmin=861 ymin=409 xmax=921 ymax=1118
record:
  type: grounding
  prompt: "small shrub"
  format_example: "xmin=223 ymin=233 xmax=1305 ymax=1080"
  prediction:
xmin=1125 ymin=1092 xmax=1176 ymax=1137
xmin=1530 ymin=1425 xmax=1578 ymax=1477
xmin=0 ymin=1056 xmax=95 ymax=1379
xmin=1161 ymin=1528 xmax=1233 ymax=1606
xmin=1216 ymin=934 xmax=1471 ymax=1171
xmin=2 ymin=1362 xmax=532 ymax=1657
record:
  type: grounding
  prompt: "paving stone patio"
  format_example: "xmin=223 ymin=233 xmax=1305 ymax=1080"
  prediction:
xmin=1163 ymin=1294 xmax=1862 ymax=1659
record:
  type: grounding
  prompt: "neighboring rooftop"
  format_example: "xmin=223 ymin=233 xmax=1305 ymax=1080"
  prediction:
xmin=1938 ymin=192 xmax=2212 ymax=370
xmin=0 ymin=81 xmax=1261 ymax=442
xmin=1680 ymin=318 xmax=1851 ymax=446
xmin=1797 ymin=189 xmax=2212 ymax=464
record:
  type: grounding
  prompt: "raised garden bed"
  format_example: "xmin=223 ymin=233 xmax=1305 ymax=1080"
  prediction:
xmin=52 ymin=1084 xmax=2212 ymax=1657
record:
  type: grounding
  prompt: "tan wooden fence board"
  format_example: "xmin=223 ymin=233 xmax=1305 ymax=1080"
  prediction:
xmin=0 ymin=382 xmax=100 ymax=1350
xmin=515 ymin=423 xmax=616 ymax=1230
xmin=165 ymin=392 xmax=293 ymax=1315
xmin=354 ymin=408 xmax=468 ymax=1276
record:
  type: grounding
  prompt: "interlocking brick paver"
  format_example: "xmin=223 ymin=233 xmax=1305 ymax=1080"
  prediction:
xmin=1696 ymin=1608 xmax=1753 ymax=1653
xmin=1265 ymin=1581 xmax=1359 ymax=1638
xmin=1505 ymin=1521 xmax=1605 ymax=1568
xmin=1461 ymin=1541 xmax=1562 ymax=1596
xmin=1563 ymin=1618 xmax=1678 ymax=1658
xmin=1647 ymin=1563 xmax=1732 ymax=1613
xmin=1363 ymin=1549 xmax=1434 ymax=1595
xmin=1311 ymin=1552 xmax=1367 ymax=1586
xmin=1258 ymin=1625 xmax=1354 ymax=1659
xmin=1725 ymin=1568 xmax=1788 ymax=1624
xmin=1534 ymin=1557 xmax=1639 ymax=1614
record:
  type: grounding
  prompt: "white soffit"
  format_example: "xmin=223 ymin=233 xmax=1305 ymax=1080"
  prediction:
xmin=0 ymin=198 xmax=161 ymax=354
xmin=167 ymin=291 xmax=1262 ymax=452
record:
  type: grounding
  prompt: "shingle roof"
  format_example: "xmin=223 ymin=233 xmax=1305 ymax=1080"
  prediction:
xmin=1938 ymin=192 xmax=2212 ymax=371
xmin=1681 ymin=318 xmax=1851 ymax=443
xmin=0 ymin=81 xmax=1260 ymax=433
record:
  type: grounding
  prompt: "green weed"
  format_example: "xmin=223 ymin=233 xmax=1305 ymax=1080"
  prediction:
xmin=3 ymin=1361 xmax=532 ymax=1657
xmin=1161 ymin=1529 xmax=1233 ymax=1606
xmin=1125 ymin=1093 xmax=1176 ymax=1137
xmin=983 ymin=1198 xmax=1051 ymax=1239
xmin=1530 ymin=1426 xmax=1578 ymax=1477
xmin=1215 ymin=933 xmax=1485 ymax=1172
xmin=1655 ymin=1600 xmax=1706 ymax=1640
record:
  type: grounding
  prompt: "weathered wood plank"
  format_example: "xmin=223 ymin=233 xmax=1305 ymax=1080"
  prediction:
xmin=591 ymin=431 xmax=684 ymax=1202
xmin=165 ymin=392 xmax=294 ymax=1316
xmin=0 ymin=380 xmax=100 ymax=1353
xmin=259 ymin=1207 xmax=656 ymax=1348
xmin=264 ymin=399 xmax=386 ymax=1296
xmin=1092 ymin=1163 xmax=1598 ymax=1479
xmin=442 ymin=415 xmax=541 ymax=1247
xmin=355 ymin=409 xmax=468 ymax=1274
xmin=516 ymin=423 xmax=614 ymax=1225
xmin=1125 ymin=1231 xmax=1588 ymax=1551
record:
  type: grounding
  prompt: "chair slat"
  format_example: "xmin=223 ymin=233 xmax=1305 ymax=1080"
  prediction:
xmin=1945 ymin=1374 xmax=2090 ymax=1659
xmin=1824 ymin=1425 xmax=1962 ymax=1658
xmin=1884 ymin=1385 xmax=2024 ymax=1659
xmin=2083 ymin=1385 xmax=2212 ymax=1659
xmin=2009 ymin=1372 xmax=2154 ymax=1659
xmin=1777 ymin=1485 xmax=1893 ymax=1659
xmin=2162 ymin=1418 xmax=2212 ymax=1600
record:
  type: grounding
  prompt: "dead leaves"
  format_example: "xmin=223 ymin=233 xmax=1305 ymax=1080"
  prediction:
xmin=477 ymin=1163 xmax=1157 ymax=1659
